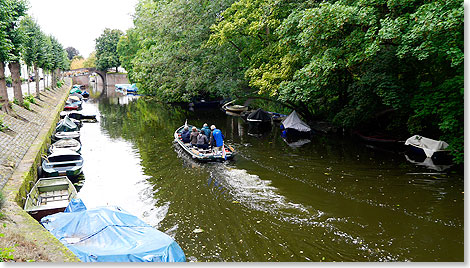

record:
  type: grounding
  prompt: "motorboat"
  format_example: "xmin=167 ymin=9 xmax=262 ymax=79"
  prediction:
xmin=174 ymin=125 xmax=235 ymax=161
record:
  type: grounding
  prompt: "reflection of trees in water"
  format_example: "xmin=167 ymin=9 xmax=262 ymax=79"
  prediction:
xmin=99 ymin=97 xmax=190 ymax=141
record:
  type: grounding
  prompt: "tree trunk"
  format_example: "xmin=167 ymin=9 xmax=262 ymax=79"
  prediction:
xmin=26 ymin=65 xmax=31 ymax=95
xmin=115 ymin=66 xmax=118 ymax=73
xmin=9 ymin=61 xmax=23 ymax=106
xmin=34 ymin=64 xmax=40 ymax=98
xmin=52 ymin=70 xmax=55 ymax=89
xmin=0 ymin=62 xmax=9 ymax=112
xmin=43 ymin=71 xmax=46 ymax=89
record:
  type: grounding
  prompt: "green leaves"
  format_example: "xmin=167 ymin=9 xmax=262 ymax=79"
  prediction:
xmin=95 ymin=28 xmax=123 ymax=71
xmin=124 ymin=0 xmax=463 ymax=163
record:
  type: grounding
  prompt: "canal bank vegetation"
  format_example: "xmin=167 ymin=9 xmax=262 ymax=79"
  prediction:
xmin=0 ymin=0 xmax=69 ymax=113
xmin=117 ymin=0 xmax=463 ymax=164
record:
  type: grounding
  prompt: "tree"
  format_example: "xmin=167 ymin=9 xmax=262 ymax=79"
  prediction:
xmin=49 ymin=36 xmax=66 ymax=88
xmin=70 ymin=55 xmax=84 ymax=69
xmin=83 ymin=51 xmax=96 ymax=68
xmin=0 ymin=0 xmax=27 ymax=107
xmin=65 ymin=46 xmax=80 ymax=60
xmin=38 ymin=35 xmax=53 ymax=89
xmin=209 ymin=0 xmax=463 ymax=163
xmin=95 ymin=28 xmax=123 ymax=72
xmin=120 ymin=0 xmax=243 ymax=101
xmin=20 ymin=15 xmax=45 ymax=98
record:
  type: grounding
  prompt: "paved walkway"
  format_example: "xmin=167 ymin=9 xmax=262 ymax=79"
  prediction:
xmin=0 ymin=81 xmax=69 ymax=190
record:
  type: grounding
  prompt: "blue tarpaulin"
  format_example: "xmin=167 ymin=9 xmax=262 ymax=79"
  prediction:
xmin=41 ymin=199 xmax=186 ymax=262
xmin=115 ymin=84 xmax=138 ymax=93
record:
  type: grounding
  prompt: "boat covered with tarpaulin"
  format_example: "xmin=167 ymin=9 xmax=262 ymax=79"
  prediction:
xmin=404 ymin=135 xmax=451 ymax=162
xmin=41 ymin=199 xmax=186 ymax=262
xmin=115 ymin=83 xmax=138 ymax=93
xmin=56 ymin=115 xmax=79 ymax=133
xmin=246 ymin=108 xmax=272 ymax=123
xmin=280 ymin=111 xmax=312 ymax=139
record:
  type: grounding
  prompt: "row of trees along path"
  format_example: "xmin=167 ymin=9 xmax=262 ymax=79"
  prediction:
xmin=0 ymin=0 xmax=69 ymax=114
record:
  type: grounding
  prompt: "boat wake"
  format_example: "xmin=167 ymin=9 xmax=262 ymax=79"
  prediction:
xmin=210 ymin=165 xmax=406 ymax=261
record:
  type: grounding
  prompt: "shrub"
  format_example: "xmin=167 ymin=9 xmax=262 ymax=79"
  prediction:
xmin=56 ymin=80 xmax=64 ymax=88
xmin=0 ymin=115 xmax=4 ymax=132
xmin=22 ymin=100 xmax=30 ymax=110
xmin=23 ymin=94 xmax=36 ymax=105
xmin=5 ymin=76 xmax=11 ymax=87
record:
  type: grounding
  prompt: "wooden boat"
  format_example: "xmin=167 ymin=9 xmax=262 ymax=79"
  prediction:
xmin=174 ymin=125 xmax=235 ymax=161
xmin=41 ymin=149 xmax=84 ymax=178
xmin=24 ymin=176 xmax=77 ymax=221
xmin=222 ymin=100 xmax=248 ymax=113
xmin=49 ymin=139 xmax=81 ymax=154
xmin=353 ymin=131 xmax=404 ymax=151
xmin=54 ymin=131 xmax=80 ymax=141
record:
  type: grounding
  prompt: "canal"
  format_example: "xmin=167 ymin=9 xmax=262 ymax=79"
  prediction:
xmin=75 ymin=87 xmax=463 ymax=262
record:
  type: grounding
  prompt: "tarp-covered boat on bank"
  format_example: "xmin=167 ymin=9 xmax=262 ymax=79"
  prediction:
xmin=404 ymin=135 xmax=451 ymax=162
xmin=41 ymin=199 xmax=186 ymax=262
xmin=174 ymin=125 xmax=235 ymax=161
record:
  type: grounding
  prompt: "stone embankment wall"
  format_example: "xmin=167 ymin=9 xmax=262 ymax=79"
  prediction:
xmin=0 ymin=78 xmax=80 ymax=262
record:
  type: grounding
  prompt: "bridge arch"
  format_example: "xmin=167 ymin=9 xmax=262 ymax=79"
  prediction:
xmin=66 ymin=67 xmax=107 ymax=93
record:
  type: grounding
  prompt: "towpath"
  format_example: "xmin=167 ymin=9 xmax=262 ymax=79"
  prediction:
xmin=0 ymin=78 xmax=80 ymax=262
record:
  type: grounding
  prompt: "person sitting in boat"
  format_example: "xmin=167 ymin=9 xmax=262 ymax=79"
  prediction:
xmin=190 ymin=127 xmax=199 ymax=147
xmin=201 ymin=123 xmax=211 ymax=137
xmin=210 ymin=125 xmax=224 ymax=152
xmin=181 ymin=126 xmax=191 ymax=143
xmin=196 ymin=130 xmax=209 ymax=150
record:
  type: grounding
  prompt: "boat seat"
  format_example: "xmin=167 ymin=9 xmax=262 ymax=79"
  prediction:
xmin=39 ymin=190 xmax=69 ymax=205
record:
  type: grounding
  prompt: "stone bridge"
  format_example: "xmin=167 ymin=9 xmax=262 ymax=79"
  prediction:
xmin=65 ymin=67 xmax=108 ymax=92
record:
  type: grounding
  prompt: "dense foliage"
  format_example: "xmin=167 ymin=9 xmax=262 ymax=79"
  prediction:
xmin=120 ymin=0 xmax=463 ymax=163
xmin=95 ymin=28 xmax=123 ymax=72
xmin=117 ymin=0 xmax=244 ymax=102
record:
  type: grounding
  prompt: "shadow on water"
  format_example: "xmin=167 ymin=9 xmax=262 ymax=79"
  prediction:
xmin=76 ymin=86 xmax=464 ymax=262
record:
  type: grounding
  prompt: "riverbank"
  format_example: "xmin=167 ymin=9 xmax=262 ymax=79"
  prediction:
xmin=0 ymin=78 xmax=79 ymax=262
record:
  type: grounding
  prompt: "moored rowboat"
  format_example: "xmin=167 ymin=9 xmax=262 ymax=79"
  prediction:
xmin=24 ymin=176 xmax=77 ymax=221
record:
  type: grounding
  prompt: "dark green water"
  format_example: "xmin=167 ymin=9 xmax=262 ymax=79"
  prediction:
xmin=77 ymin=92 xmax=464 ymax=262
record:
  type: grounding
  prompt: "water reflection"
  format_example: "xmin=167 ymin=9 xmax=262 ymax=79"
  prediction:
xmin=75 ymin=88 xmax=464 ymax=262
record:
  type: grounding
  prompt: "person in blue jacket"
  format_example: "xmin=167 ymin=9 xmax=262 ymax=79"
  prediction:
xmin=210 ymin=125 xmax=224 ymax=152
xmin=201 ymin=123 xmax=211 ymax=137
xmin=181 ymin=126 xmax=191 ymax=143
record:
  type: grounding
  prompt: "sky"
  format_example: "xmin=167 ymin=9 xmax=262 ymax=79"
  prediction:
xmin=28 ymin=0 xmax=139 ymax=58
